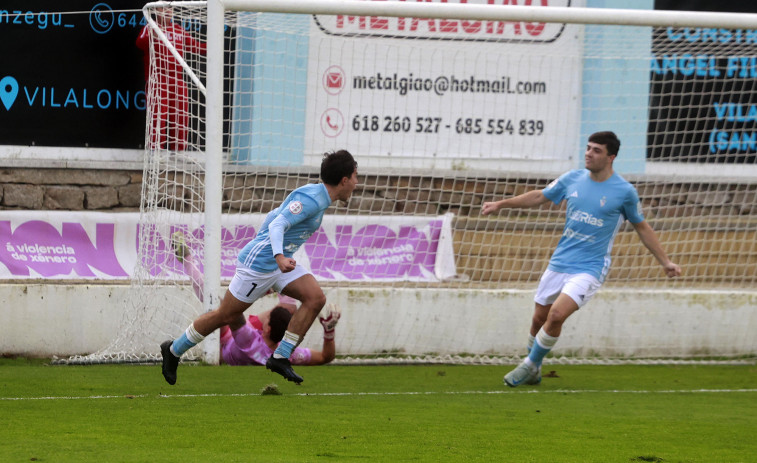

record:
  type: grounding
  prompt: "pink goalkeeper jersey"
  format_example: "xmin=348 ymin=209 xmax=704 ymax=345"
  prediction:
xmin=220 ymin=315 xmax=312 ymax=366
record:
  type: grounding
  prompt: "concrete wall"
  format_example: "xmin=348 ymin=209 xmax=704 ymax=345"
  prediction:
xmin=2 ymin=283 xmax=754 ymax=359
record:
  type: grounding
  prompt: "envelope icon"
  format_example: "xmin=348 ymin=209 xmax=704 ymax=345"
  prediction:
xmin=326 ymin=72 xmax=343 ymax=89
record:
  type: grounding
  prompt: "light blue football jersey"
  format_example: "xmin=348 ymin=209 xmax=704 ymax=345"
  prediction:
xmin=238 ymin=183 xmax=332 ymax=273
xmin=542 ymin=169 xmax=644 ymax=282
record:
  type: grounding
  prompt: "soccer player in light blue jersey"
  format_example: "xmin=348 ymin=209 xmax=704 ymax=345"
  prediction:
xmin=161 ymin=150 xmax=358 ymax=385
xmin=482 ymin=131 xmax=681 ymax=387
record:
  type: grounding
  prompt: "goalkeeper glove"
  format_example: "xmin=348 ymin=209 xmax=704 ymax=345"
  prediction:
xmin=318 ymin=303 xmax=341 ymax=340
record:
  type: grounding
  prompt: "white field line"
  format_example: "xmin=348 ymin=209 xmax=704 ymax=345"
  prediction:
xmin=2 ymin=388 xmax=757 ymax=401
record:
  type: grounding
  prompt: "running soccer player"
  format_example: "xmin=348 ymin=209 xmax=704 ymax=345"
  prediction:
xmin=170 ymin=230 xmax=341 ymax=367
xmin=482 ymin=131 xmax=681 ymax=387
xmin=160 ymin=150 xmax=358 ymax=385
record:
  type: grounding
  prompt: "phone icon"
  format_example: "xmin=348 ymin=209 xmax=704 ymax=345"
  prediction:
xmin=321 ymin=109 xmax=344 ymax=138
xmin=95 ymin=12 xmax=108 ymax=27
xmin=90 ymin=3 xmax=114 ymax=34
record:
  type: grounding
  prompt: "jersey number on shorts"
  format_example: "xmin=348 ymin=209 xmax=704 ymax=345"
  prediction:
xmin=246 ymin=282 xmax=258 ymax=297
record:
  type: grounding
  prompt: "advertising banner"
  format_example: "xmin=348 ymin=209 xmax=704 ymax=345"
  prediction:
xmin=0 ymin=212 xmax=456 ymax=282
xmin=649 ymin=0 xmax=757 ymax=164
xmin=0 ymin=1 xmax=148 ymax=150
xmin=304 ymin=0 xmax=585 ymax=173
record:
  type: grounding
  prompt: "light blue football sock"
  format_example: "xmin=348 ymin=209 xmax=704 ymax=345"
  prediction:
xmin=527 ymin=328 xmax=558 ymax=367
xmin=171 ymin=323 xmax=205 ymax=357
xmin=528 ymin=340 xmax=551 ymax=366
xmin=273 ymin=331 xmax=300 ymax=359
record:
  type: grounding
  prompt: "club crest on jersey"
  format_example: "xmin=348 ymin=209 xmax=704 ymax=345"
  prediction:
xmin=288 ymin=201 xmax=303 ymax=214
xmin=600 ymin=196 xmax=606 ymax=207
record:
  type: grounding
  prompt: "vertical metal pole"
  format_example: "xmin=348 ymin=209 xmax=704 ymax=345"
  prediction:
xmin=202 ymin=0 xmax=225 ymax=365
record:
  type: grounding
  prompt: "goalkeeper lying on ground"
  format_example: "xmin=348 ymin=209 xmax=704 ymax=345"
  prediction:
xmin=220 ymin=302 xmax=339 ymax=366
xmin=172 ymin=231 xmax=340 ymax=366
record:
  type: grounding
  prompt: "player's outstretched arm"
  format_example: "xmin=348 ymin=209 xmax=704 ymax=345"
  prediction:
xmin=632 ymin=220 xmax=681 ymax=278
xmin=305 ymin=304 xmax=341 ymax=365
xmin=306 ymin=341 xmax=335 ymax=365
xmin=482 ymin=189 xmax=549 ymax=215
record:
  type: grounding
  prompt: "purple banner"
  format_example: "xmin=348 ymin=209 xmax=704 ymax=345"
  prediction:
xmin=0 ymin=212 xmax=456 ymax=282
xmin=0 ymin=218 xmax=127 ymax=278
xmin=306 ymin=222 xmax=443 ymax=280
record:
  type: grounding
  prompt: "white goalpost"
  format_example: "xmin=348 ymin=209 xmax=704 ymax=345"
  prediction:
xmin=63 ymin=0 xmax=757 ymax=365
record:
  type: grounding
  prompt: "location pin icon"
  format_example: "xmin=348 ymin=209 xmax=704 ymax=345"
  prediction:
xmin=0 ymin=76 xmax=19 ymax=110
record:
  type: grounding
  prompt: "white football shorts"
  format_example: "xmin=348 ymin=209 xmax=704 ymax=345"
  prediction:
xmin=534 ymin=269 xmax=602 ymax=308
xmin=228 ymin=263 xmax=309 ymax=304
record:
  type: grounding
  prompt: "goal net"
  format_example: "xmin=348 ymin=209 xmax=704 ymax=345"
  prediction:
xmin=63 ymin=0 xmax=757 ymax=365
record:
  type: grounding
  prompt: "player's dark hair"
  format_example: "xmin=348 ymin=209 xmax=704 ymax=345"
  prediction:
xmin=589 ymin=131 xmax=621 ymax=156
xmin=320 ymin=150 xmax=357 ymax=186
xmin=268 ymin=306 xmax=293 ymax=343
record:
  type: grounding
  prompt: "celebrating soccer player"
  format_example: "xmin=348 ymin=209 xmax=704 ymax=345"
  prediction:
xmin=160 ymin=150 xmax=358 ymax=385
xmin=482 ymin=131 xmax=681 ymax=387
xmin=170 ymin=230 xmax=341 ymax=367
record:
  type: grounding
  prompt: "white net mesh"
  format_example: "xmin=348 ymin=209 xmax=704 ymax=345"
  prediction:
xmin=61 ymin=1 xmax=756 ymax=364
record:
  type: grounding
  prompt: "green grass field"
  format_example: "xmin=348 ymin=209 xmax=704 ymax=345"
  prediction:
xmin=2 ymin=358 xmax=756 ymax=462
